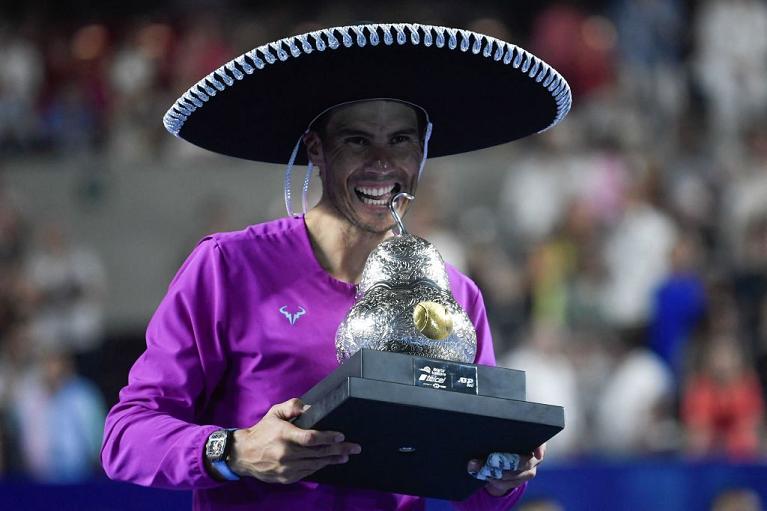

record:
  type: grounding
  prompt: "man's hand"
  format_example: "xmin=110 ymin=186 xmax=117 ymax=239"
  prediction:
xmin=227 ymin=398 xmax=362 ymax=484
xmin=467 ymin=444 xmax=546 ymax=497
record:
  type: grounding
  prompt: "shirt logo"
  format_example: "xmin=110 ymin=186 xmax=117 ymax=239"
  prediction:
xmin=279 ymin=306 xmax=306 ymax=325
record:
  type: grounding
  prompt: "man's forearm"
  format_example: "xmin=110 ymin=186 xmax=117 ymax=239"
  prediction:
xmin=101 ymin=402 xmax=223 ymax=489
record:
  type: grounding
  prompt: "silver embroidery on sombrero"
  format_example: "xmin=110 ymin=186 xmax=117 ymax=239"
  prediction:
xmin=162 ymin=24 xmax=573 ymax=138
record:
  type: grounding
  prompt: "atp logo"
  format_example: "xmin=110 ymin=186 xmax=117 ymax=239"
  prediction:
xmin=279 ymin=306 xmax=306 ymax=326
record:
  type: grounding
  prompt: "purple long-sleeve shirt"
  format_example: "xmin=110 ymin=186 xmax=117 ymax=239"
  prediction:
xmin=101 ymin=216 xmax=526 ymax=510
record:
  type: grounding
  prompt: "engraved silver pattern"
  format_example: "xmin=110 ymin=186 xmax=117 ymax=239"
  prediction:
xmin=336 ymin=225 xmax=477 ymax=363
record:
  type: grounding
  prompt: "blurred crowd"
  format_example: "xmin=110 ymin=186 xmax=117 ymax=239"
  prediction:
xmin=1 ymin=0 xmax=766 ymax=486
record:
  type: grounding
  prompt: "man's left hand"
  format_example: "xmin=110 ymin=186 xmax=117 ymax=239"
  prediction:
xmin=467 ymin=444 xmax=546 ymax=497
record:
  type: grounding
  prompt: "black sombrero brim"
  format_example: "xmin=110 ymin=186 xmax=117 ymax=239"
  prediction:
xmin=164 ymin=23 xmax=571 ymax=165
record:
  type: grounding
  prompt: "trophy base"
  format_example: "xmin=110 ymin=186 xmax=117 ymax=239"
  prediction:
xmin=294 ymin=350 xmax=564 ymax=501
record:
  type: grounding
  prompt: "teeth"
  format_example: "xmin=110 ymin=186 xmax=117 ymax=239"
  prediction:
xmin=360 ymin=197 xmax=388 ymax=206
xmin=356 ymin=184 xmax=395 ymax=198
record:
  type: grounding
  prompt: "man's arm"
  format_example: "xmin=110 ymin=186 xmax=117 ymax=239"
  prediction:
xmin=100 ymin=239 xmax=362 ymax=489
xmin=101 ymin=239 xmax=229 ymax=489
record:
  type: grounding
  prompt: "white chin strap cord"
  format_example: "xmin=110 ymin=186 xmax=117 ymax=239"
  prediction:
xmin=283 ymin=121 xmax=433 ymax=218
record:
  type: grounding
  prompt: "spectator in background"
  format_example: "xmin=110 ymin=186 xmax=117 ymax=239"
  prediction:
xmin=466 ymin=239 xmax=527 ymax=354
xmin=530 ymin=3 xmax=616 ymax=98
xmin=108 ymin=21 xmax=174 ymax=161
xmin=594 ymin=335 xmax=676 ymax=455
xmin=22 ymin=221 xmax=106 ymax=356
xmin=0 ymin=24 xmax=44 ymax=153
xmin=601 ymin=165 xmax=677 ymax=332
xmin=0 ymin=176 xmax=28 ymax=341
xmin=649 ymin=233 xmax=707 ymax=386
xmin=711 ymin=488 xmax=763 ymax=511
xmin=499 ymin=133 xmax=572 ymax=245
xmin=683 ymin=335 xmax=765 ymax=459
xmin=41 ymin=80 xmax=99 ymax=154
xmin=499 ymin=323 xmax=581 ymax=458
xmin=407 ymin=179 xmax=468 ymax=273
xmin=731 ymin=215 xmax=767 ymax=393
xmin=526 ymin=198 xmax=607 ymax=329
xmin=663 ymin=113 xmax=718 ymax=249
xmin=0 ymin=322 xmax=37 ymax=475
xmin=610 ymin=0 xmax=686 ymax=148
xmin=694 ymin=0 xmax=767 ymax=156
xmin=722 ymin=122 xmax=767 ymax=255
xmin=9 ymin=344 xmax=105 ymax=482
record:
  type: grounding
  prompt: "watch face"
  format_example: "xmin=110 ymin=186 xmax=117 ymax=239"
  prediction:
xmin=206 ymin=430 xmax=228 ymax=461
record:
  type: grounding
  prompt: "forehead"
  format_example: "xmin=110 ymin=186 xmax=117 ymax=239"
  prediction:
xmin=324 ymin=100 xmax=420 ymax=132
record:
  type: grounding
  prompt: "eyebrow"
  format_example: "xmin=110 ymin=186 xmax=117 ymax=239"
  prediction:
xmin=335 ymin=127 xmax=419 ymax=137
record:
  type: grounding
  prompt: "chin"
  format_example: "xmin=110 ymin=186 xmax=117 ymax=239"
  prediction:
xmin=353 ymin=216 xmax=394 ymax=235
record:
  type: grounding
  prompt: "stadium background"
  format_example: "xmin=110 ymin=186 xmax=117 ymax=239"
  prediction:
xmin=0 ymin=0 xmax=766 ymax=509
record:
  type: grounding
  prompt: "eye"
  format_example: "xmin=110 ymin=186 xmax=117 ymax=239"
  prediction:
xmin=344 ymin=136 xmax=369 ymax=146
xmin=391 ymin=134 xmax=412 ymax=144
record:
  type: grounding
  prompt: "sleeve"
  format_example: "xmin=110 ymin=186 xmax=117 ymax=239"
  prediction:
xmin=100 ymin=238 xmax=229 ymax=489
xmin=452 ymin=285 xmax=527 ymax=510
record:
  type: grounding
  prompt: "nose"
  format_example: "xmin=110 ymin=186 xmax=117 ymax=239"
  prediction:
xmin=367 ymin=145 xmax=395 ymax=171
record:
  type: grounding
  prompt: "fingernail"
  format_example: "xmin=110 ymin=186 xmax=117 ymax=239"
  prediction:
xmin=301 ymin=404 xmax=311 ymax=412
xmin=350 ymin=445 xmax=362 ymax=454
xmin=334 ymin=433 xmax=345 ymax=443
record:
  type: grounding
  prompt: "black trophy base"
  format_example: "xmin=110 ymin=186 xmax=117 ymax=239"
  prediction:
xmin=293 ymin=349 xmax=564 ymax=501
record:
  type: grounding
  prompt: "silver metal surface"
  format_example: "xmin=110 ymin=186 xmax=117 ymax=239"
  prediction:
xmin=356 ymin=234 xmax=452 ymax=298
xmin=336 ymin=194 xmax=477 ymax=363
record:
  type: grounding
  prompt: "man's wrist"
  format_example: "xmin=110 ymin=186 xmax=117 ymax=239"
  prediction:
xmin=204 ymin=428 xmax=241 ymax=481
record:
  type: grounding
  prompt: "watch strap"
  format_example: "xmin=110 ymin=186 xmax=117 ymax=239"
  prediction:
xmin=211 ymin=459 xmax=240 ymax=481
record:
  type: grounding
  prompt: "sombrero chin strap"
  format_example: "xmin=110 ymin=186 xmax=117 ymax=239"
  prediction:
xmin=284 ymin=132 xmax=313 ymax=218
xmin=419 ymin=121 xmax=433 ymax=180
xmin=283 ymin=120 xmax=433 ymax=217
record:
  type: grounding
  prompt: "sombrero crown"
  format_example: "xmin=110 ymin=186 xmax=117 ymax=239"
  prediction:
xmin=164 ymin=23 xmax=571 ymax=164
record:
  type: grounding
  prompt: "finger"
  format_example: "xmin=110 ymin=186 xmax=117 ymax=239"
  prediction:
xmin=467 ymin=459 xmax=482 ymax=475
xmin=296 ymin=442 xmax=362 ymax=459
xmin=270 ymin=398 xmax=307 ymax=421
xmin=533 ymin=443 xmax=546 ymax=460
xmin=497 ymin=466 xmax=538 ymax=482
xmin=513 ymin=454 xmax=534 ymax=472
xmin=284 ymin=423 xmax=346 ymax=447
xmin=485 ymin=470 xmax=536 ymax=495
xmin=290 ymin=453 xmax=352 ymax=474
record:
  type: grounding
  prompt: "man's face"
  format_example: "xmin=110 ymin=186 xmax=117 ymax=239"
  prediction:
xmin=307 ymin=100 xmax=423 ymax=234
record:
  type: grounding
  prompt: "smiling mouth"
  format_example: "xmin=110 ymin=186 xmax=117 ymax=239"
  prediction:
xmin=354 ymin=183 xmax=402 ymax=206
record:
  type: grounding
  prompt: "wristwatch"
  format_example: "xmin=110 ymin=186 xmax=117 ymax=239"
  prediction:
xmin=205 ymin=428 xmax=240 ymax=481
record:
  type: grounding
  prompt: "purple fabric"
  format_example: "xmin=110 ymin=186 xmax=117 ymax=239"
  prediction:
xmin=101 ymin=216 xmax=526 ymax=510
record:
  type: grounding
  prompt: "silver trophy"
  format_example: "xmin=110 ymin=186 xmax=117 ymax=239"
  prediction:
xmin=335 ymin=193 xmax=477 ymax=363
xmin=297 ymin=194 xmax=564 ymax=500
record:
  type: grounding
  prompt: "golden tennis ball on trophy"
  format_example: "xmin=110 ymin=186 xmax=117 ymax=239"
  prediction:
xmin=413 ymin=301 xmax=454 ymax=340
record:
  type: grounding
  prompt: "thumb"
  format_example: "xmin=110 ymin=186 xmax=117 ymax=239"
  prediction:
xmin=270 ymin=398 xmax=309 ymax=421
xmin=467 ymin=459 xmax=482 ymax=476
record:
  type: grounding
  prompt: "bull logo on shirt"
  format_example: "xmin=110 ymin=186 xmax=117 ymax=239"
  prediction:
xmin=279 ymin=306 xmax=306 ymax=325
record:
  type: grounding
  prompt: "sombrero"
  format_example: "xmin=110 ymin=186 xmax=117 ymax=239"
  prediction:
xmin=163 ymin=22 xmax=571 ymax=166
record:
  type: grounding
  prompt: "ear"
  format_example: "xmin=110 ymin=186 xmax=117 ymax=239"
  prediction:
xmin=303 ymin=131 xmax=324 ymax=168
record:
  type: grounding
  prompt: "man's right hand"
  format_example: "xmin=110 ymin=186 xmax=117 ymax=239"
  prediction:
xmin=227 ymin=398 xmax=362 ymax=484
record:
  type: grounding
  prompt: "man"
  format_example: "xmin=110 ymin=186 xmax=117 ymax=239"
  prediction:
xmin=102 ymin=23 xmax=570 ymax=510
